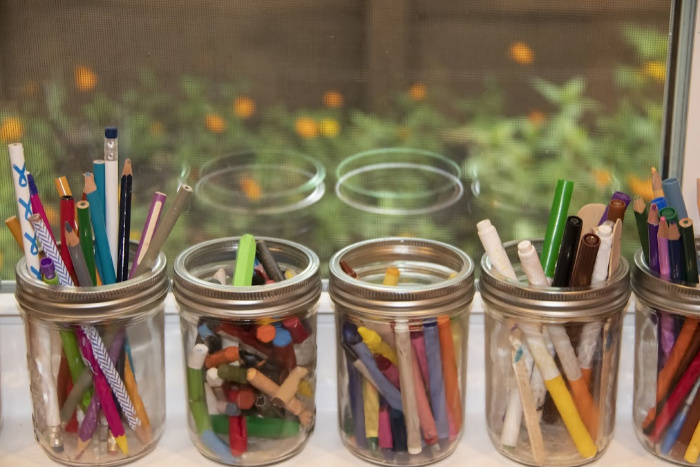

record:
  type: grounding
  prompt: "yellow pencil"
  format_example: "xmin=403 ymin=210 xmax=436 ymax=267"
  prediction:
xmin=124 ymin=355 xmax=152 ymax=443
xmin=520 ymin=324 xmax=597 ymax=459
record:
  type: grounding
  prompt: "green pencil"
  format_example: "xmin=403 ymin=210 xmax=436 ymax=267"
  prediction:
xmin=679 ymin=218 xmax=699 ymax=284
xmin=76 ymin=200 xmax=98 ymax=286
xmin=633 ymin=196 xmax=650 ymax=263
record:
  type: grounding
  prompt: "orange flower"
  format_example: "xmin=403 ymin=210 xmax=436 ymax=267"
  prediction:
xmin=74 ymin=65 xmax=97 ymax=91
xmin=319 ymin=118 xmax=340 ymax=138
xmin=592 ymin=169 xmax=612 ymax=189
xmin=240 ymin=177 xmax=262 ymax=201
xmin=323 ymin=90 xmax=343 ymax=108
xmin=150 ymin=121 xmax=164 ymax=136
xmin=233 ymin=97 xmax=256 ymax=118
xmin=509 ymin=42 xmax=534 ymax=65
xmin=205 ymin=113 xmax=226 ymax=133
xmin=643 ymin=61 xmax=666 ymax=83
xmin=44 ymin=206 xmax=59 ymax=229
xmin=528 ymin=110 xmax=546 ymax=126
xmin=295 ymin=117 xmax=318 ymax=139
xmin=409 ymin=83 xmax=427 ymax=101
xmin=627 ymin=174 xmax=654 ymax=202
xmin=0 ymin=117 xmax=23 ymax=142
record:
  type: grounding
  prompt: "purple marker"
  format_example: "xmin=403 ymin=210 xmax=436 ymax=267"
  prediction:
xmin=598 ymin=191 xmax=631 ymax=225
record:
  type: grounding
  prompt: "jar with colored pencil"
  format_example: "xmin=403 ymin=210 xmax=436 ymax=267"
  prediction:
xmin=328 ymin=237 xmax=475 ymax=466
xmin=173 ymin=236 xmax=321 ymax=465
xmin=479 ymin=238 xmax=630 ymax=467
xmin=631 ymin=239 xmax=700 ymax=464
xmin=14 ymin=248 xmax=169 ymax=466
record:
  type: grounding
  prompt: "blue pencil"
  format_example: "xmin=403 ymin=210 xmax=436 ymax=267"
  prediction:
xmin=93 ymin=160 xmax=106 ymax=221
xmin=423 ymin=319 xmax=450 ymax=441
xmin=83 ymin=172 xmax=116 ymax=284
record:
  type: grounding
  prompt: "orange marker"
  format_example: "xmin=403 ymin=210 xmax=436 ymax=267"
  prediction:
xmin=437 ymin=316 xmax=462 ymax=430
xmin=204 ymin=346 xmax=240 ymax=369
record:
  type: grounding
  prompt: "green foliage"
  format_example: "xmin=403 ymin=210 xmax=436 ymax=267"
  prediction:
xmin=0 ymin=25 xmax=667 ymax=279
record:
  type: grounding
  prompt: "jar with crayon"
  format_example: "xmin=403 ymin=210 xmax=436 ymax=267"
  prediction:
xmin=629 ymin=171 xmax=700 ymax=464
xmin=172 ymin=235 xmax=321 ymax=465
xmin=328 ymin=237 xmax=475 ymax=466
xmin=478 ymin=180 xmax=632 ymax=466
xmin=8 ymin=137 xmax=188 ymax=465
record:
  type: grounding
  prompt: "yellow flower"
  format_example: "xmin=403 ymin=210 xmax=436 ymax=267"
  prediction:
xmin=0 ymin=117 xmax=23 ymax=142
xmin=74 ymin=65 xmax=97 ymax=91
xmin=409 ymin=83 xmax=427 ymax=101
xmin=319 ymin=118 xmax=340 ymax=138
xmin=643 ymin=61 xmax=666 ymax=83
xmin=240 ymin=177 xmax=262 ymax=201
xmin=323 ymin=90 xmax=343 ymax=108
xmin=528 ymin=110 xmax=546 ymax=126
xmin=592 ymin=169 xmax=612 ymax=189
xmin=233 ymin=97 xmax=256 ymax=118
xmin=205 ymin=113 xmax=226 ymax=133
xmin=627 ymin=174 xmax=654 ymax=202
xmin=295 ymin=117 xmax=318 ymax=139
xmin=509 ymin=42 xmax=534 ymax=65
xmin=150 ymin=121 xmax=164 ymax=136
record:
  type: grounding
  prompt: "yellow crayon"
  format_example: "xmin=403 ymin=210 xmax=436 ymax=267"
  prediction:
xmin=684 ymin=420 xmax=700 ymax=463
xmin=358 ymin=327 xmax=398 ymax=366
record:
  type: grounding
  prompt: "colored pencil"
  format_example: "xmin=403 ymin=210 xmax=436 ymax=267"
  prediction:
xmin=117 ymin=159 xmax=132 ymax=282
xmin=65 ymin=222 xmax=93 ymax=287
xmin=131 ymin=184 xmax=193 ymax=278
xmin=651 ymin=167 xmax=664 ymax=198
xmin=129 ymin=191 xmax=166 ymax=278
xmin=633 ymin=197 xmax=650 ymax=263
xmin=541 ymin=180 xmax=574 ymax=281
xmin=76 ymin=200 xmax=98 ymax=286
xmin=83 ymin=173 xmax=116 ymax=284
xmin=648 ymin=204 xmax=660 ymax=274
xmin=679 ymin=218 xmax=699 ymax=284
xmin=5 ymin=215 xmax=23 ymax=248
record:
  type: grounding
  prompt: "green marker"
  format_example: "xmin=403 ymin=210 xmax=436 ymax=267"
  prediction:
xmin=660 ymin=207 xmax=679 ymax=225
xmin=233 ymin=234 xmax=257 ymax=286
xmin=211 ymin=414 xmax=301 ymax=438
xmin=541 ymin=180 xmax=574 ymax=279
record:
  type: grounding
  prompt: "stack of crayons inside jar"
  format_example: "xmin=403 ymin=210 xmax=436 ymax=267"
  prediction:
xmin=331 ymin=242 xmax=472 ymax=466
xmin=179 ymin=234 xmax=317 ymax=465
xmin=478 ymin=179 xmax=633 ymax=466
xmin=631 ymin=169 xmax=700 ymax=463
xmin=7 ymin=131 xmax=190 ymax=463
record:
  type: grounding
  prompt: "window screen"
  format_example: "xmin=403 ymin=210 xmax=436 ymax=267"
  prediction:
xmin=0 ymin=0 xmax=673 ymax=280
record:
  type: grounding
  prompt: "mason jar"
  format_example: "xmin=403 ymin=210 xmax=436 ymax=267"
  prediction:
xmin=328 ymin=237 xmax=475 ymax=466
xmin=631 ymin=242 xmax=700 ymax=464
xmin=480 ymin=239 xmax=630 ymax=467
xmin=14 ymin=251 xmax=168 ymax=466
xmin=172 ymin=237 xmax=321 ymax=465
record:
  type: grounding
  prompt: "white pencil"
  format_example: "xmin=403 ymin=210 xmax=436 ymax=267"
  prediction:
xmin=104 ymin=127 xmax=119 ymax=271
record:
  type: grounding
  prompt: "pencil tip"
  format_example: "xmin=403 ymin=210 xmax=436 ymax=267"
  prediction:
xmin=122 ymin=159 xmax=133 ymax=176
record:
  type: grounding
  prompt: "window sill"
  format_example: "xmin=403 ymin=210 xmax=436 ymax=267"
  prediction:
xmin=0 ymin=292 xmax=664 ymax=465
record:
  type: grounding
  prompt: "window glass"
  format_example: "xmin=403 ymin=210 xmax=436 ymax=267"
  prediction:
xmin=0 ymin=1 xmax=672 ymax=280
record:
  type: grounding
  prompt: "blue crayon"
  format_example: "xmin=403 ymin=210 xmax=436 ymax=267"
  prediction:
xmin=342 ymin=322 xmax=403 ymax=412
xmin=662 ymin=178 xmax=689 ymax=220
xmin=389 ymin=407 xmax=408 ymax=452
xmin=423 ymin=319 xmax=450 ymax=441
xmin=661 ymin=379 xmax=700 ymax=454
xmin=201 ymin=429 xmax=237 ymax=463
xmin=346 ymin=355 xmax=367 ymax=449
xmin=652 ymin=196 xmax=667 ymax=210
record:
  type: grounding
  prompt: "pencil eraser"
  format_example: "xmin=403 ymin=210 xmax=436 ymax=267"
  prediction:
xmin=104 ymin=127 xmax=118 ymax=138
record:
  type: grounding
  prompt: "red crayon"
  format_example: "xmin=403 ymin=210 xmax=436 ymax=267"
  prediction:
xmin=282 ymin=316 xmax=310 ymax=344
xmin=374 ymin=354 xmax=401 ymax=389
xmin=226 ymin=385 xmax=256 ymax=410
xmin=217 ymin=322 xmax=272 ymax=356
xmin=229 ymin=415 xmax=247 ymax=456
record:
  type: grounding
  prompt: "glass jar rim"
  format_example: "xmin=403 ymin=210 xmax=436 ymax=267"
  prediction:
xmin=328 ymin=236 xmax=475 ymax=318
xmin=172 ymin=236 xmax=321 ymax=319
xmin=479 ymin=238 xmax=631 ymax=320
xmin=631 ymin=241 xmax=700 ymax=316
xmin=15 ymin=250 xmax=168 ymax=323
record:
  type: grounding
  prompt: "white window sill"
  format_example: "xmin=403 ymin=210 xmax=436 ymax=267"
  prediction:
xmin=0 ymin=291 xmax=666 ymax=466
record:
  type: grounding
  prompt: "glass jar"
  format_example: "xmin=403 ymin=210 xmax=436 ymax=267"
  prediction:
xmin=14 ymin=251 xmax=169 ymax=466
xmin=328 ymin=237 xmax=475 ymax=466
xmin=631 ymin=242 xmax=700 ymax=464
xmin=172 ymin=236 xmax=321 ymax=465
xmin=480 ymin=239 xmax=630 ymax=467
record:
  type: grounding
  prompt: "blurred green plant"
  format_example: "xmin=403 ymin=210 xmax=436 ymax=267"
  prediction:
xmin=0 ymin=25 xmax=667 ymax=279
